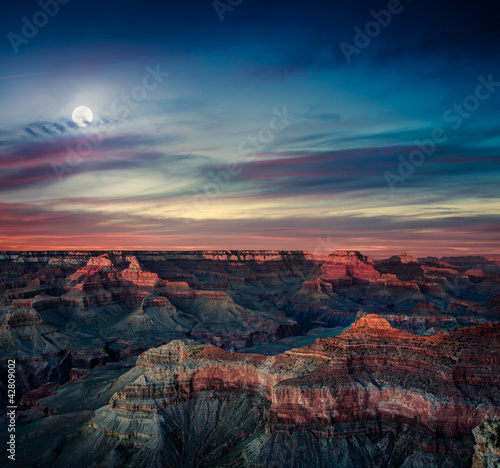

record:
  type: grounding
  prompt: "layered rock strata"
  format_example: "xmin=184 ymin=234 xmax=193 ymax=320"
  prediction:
xmin=97 ymin=315 xmax=500 ymax=462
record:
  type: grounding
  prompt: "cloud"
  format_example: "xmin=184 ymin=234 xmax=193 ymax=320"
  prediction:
xmin=0 ymin=132 xmax=182 ymax=191
xmin=0 ymin=0 xmax=499 ymax=253
xmin=0 ymin=201 xmax=498 ymax=256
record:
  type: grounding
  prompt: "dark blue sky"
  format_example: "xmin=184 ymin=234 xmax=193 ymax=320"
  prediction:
xmin=0 ymin=0 xmax=499 ymax=255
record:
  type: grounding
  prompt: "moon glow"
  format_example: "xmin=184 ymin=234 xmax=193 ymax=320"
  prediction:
xmin=72 ymin=106 xmax=93 ymax=127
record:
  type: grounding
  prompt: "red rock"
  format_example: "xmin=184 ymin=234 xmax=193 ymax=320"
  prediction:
xmin=385 ymin=252 xmax=419 ymax=264
xmin=107 ymin=316 xmax=500 ymax=453
xmin=472 ymin=420 xmax=500 ymax=467
xmin=69 ymin=368 xmax=91 ymax=381
xmin=19 ymin=382 xmax=59 ymax=410
xmin=465 ymin=269 xmax=487 ymax=278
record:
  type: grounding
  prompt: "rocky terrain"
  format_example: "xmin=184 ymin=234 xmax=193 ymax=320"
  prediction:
xmin=1 ymin=250 xmax=500 ymax=467
xmin=473 ymin=419 xmax=500 ymax=467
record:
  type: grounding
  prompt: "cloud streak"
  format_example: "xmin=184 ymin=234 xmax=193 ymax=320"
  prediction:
xmin=0 ymin=0 xmax=499 ymax=253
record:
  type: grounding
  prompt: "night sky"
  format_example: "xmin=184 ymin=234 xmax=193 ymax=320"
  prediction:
xmin=0 ymin=0 xmax=499 ymax=256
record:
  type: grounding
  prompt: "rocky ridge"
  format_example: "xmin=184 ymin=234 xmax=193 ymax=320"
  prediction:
xmin=473 ymin=419 xmax=500 ymax=467
xmin=1 ymin=250 xmax=500 ymax=467
xmin=68 ymin=314 xmax=500 ymax=466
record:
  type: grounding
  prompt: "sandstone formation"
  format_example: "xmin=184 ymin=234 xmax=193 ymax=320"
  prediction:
xmin=1 ymin=250 xmax=500 ymax=467
xmin=54 ymin=315 xmax=497 ymax=467
xmin=1 ymin=251 xmax=499 ymax=396
xmin=472 ymin=419 xmax=500 ymax=468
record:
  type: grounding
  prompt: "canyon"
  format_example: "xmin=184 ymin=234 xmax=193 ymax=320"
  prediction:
xmin=1 ymin=250 xmax=500 ymax=466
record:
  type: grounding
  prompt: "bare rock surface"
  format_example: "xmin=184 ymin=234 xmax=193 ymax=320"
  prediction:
xmin=1 ymin=250 xmax=499 ymax=467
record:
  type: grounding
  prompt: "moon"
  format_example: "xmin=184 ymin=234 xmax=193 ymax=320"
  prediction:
xmin=72 ymin=106 xmax=93 ymax=127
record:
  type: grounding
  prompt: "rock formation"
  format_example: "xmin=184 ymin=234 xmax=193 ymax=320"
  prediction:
xmin=59 ymin=315 xmax=500 ymax=467
xmin=472 ymin=419 xmax=500 ymax=468
xmin=1 ymin=250 xmax=499 ymax=467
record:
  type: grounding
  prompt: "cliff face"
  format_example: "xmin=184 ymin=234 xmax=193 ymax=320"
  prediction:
xmin=73 ymin=315 xmax=500 ymax=466
xmin=431 ymin=256 xmax=500 ymax=274
xmin=1 ymin=250 xmax=500 ymax=467
xmin=473 ymin=420 xmax=500 ymax=468
xmin=2 ymin=250 xmax=499 ymax=407
xmin=308 ymin=250 xmax=380 ymax=282
xmin=108 ymin=316 xmax=500 ymax=435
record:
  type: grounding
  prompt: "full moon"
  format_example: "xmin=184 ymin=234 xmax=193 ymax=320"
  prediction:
xmin=72 ymin=106 xmax=93 ymax=127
